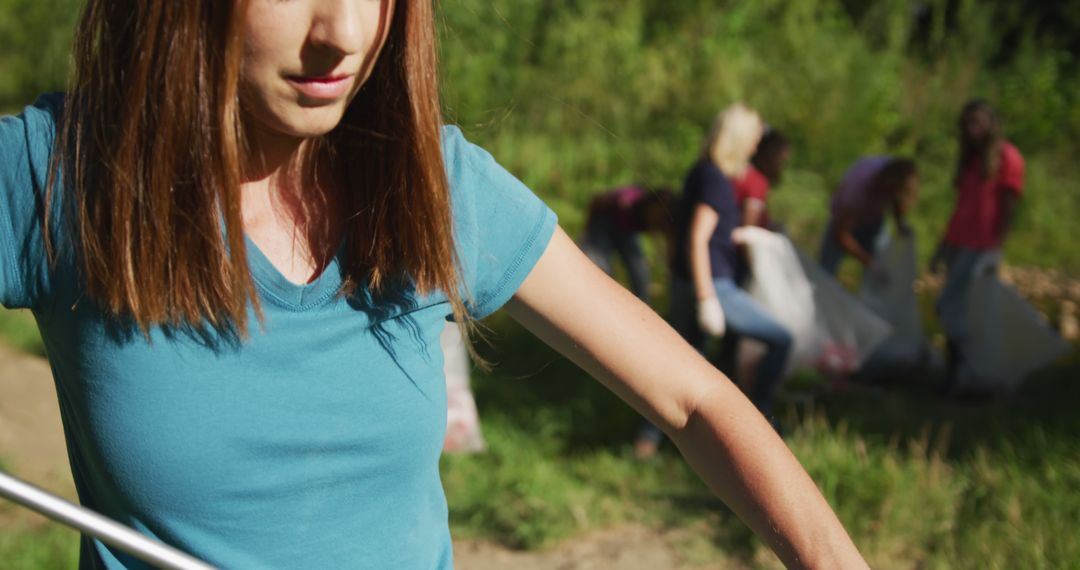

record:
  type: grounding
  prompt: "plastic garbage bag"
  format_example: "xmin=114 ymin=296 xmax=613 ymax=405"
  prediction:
xmin=958 ymin=258 xmax=1071 ymax=391
xmin=740 ymin=228 xmax=818 ymax=371
xmin=740 ymin=227 xmax=892 ymax=376
xmin=860 ymin=232 xmax=926 ymax=369
xmin=441 ymin=323 xmax=486 ymax=453
xmin=797 ymin=249 xmax=893 ymax=375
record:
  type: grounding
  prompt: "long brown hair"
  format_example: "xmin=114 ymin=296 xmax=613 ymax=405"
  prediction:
xmin=51 ymin=0 xmax=467 ymax=336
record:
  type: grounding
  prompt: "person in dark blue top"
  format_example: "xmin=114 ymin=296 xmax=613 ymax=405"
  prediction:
xmin=638 ymin=104 xmax=793 ymax=458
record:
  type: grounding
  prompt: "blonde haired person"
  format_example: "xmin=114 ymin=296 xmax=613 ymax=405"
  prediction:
xmin=705 ymin=103 xmax=765 ymax=179
xmin=1 ymin=3 xmax=864 ymax=568
xmin=638 ymin=104 xmax=794 ymax=454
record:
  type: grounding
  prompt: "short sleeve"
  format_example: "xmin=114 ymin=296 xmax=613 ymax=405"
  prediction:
xmin=999 ymin=143 xmax=1025 ymax=196
xmin=0 ymin=94 xmax=63 ymax=309
xmin=442 ymin=126 xmax=558 ymax=319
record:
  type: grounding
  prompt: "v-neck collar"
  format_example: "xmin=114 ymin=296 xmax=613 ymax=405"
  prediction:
xmin=243 ymin=233 xmax=345 ymax=310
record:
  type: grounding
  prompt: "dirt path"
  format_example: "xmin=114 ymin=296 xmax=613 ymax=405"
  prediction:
xmin=454 ymin=526 xmax=729 ymax=570
xmin=0 ymin=345 xmax=712 ymax=569
xmin=0 ymin=344 xmax=77 ymax=529
xmin=0 ymin=345 xmax=75 ymax=492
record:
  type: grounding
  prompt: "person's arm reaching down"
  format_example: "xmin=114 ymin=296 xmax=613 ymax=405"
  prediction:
xmin=506 ymin=227 xmax=869 ymax=570
xmin=832 ymin=212 xmax=874 ymax=267
xmin=688 ymin=204 xmax=724 ymax=336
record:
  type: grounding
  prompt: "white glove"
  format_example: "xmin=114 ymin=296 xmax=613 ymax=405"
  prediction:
xmin=697 ymin=296 xmax=726 ymax=337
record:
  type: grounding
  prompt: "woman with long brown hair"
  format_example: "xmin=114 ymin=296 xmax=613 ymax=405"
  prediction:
xmin=1 ymin=1 xmax=867 ymax=567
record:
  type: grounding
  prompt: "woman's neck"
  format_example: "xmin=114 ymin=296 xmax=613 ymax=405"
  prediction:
xmin=240 ymin=125 xmax=345 ymax=285
xmin=242 ymin=120 xmax=310 ymax=187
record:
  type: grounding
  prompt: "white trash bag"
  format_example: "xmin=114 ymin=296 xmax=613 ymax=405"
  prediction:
xmin=740 ymin=227 xmax=892 ymax=376
xmin=740 ymin=228 xmax=819 ymax=373
xmin=441 ymin=323 xmax=486 ymax=453
xmin=860 ymin=232 xmax=926 ymax=369
xmin=958 ymin=259 xmax=1071 ymax=391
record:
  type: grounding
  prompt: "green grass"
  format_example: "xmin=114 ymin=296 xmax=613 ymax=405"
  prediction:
xmin=0 ymin=308 xmax=44 ymax=356
xmin=437 ymin=315 xmax=1080 ymax=567
xmin=0 ymin=524 xmax=80 ymax=568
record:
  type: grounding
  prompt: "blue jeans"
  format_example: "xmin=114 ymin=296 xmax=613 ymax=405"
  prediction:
xmin=935 ymin=246 xmax=1000 ymax=389
xmin=580 ymin=216 xmax=652 ymax=303
xmin=936 ymin=246 xmax=1000 ymax=343
xmin=818 ymin=219 xmax=884 ymax=276
xmin=639 ymin=277 xmax=792 ymax=443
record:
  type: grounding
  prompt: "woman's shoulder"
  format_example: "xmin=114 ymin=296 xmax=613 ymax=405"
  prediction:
xmin=0 ymin=93 xmax=67 ymax=310
xmin=2 ymin=93 xmax=65 ymax=136
xmin=438 ymin=124 xmax=495 ymax=192
xmin=691 ymin=158 xmax=731 ymax=189
xmin=1 ymin=93 xmax=65 ymax=171
xmin=439 ymin=124 xmax=481 ymax=174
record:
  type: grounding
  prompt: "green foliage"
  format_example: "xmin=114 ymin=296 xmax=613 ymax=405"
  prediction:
xmin=0 ymin=308 xmax=45 ymax=356
xmin=1 ymin=0 xmax=1077 ymax=268
xmin=0 ymin=0 xmax=81 ymax=111
xmin=439 ymin=0 xmax=1080 ymax=269
xmin=0 ymin=524 xmax=80 ymax=568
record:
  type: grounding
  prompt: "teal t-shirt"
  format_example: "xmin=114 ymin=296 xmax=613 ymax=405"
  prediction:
xmin=0 ymin=94 xmax=557 ymax=569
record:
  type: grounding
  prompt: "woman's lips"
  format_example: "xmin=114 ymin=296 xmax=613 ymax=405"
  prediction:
xmin=285 ymin=74 xmax=354 ymax=101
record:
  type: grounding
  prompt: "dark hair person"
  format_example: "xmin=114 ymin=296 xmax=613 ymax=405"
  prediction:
xmin=931 ymin=99 xmax=1025 ymax=392
xmin=0 ymin=1 xmax=868 ymax=567
xmin=735 ymin=129 xmax=791 ymax=228
xmin=819 ymin=156 xmax=919 ymax=277
xmin=580 ymin=185 xmax=677 ymax=303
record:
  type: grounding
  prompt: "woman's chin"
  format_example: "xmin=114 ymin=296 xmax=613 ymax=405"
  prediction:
xmin=251 ymin=102 xmax=349 ymax=141
xmin=282 ymin=106 xmax=348 ymax=138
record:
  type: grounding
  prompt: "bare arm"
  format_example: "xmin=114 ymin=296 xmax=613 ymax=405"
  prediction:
xmin=505 ymin=227 xmax=868 ymax=569
xmin=832 ymin=213 xmax=874 ymax=267
xmin=689 ymin=204 xmax=719 ymax=301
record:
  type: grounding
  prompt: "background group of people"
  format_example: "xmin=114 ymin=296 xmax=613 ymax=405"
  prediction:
xmin=578 ymin=100 xmax=1029 ymax=457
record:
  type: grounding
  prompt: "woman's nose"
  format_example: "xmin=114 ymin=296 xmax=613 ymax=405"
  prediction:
xmin=307 ymin=0 xmax=367 ymax=57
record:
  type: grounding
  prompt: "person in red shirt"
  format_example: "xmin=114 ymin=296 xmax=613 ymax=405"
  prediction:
xmin=734 ymin=129 xmax=790 ymax=229
xmin=931 ymin=100 xmax=1025 ymax=391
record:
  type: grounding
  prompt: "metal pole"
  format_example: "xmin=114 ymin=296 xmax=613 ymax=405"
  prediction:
xmin=0 ymin=470 xmax=216 ymax=570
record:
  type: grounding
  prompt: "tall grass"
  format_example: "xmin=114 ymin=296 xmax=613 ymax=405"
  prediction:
xmin=434 ymin=313 xmax=1080 ymax=567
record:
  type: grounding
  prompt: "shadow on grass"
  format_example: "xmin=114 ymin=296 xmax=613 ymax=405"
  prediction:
xmin=473 ymin=311 xmax=1078 ymax=460
xmin=466 ymin=307 xmax=1078 ymax=560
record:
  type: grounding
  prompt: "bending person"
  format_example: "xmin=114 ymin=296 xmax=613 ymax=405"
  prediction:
xmin=819 ymin=157 xmax=919 ymax=279
xmin=580 ymin=185 xmax=677 ymax=304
